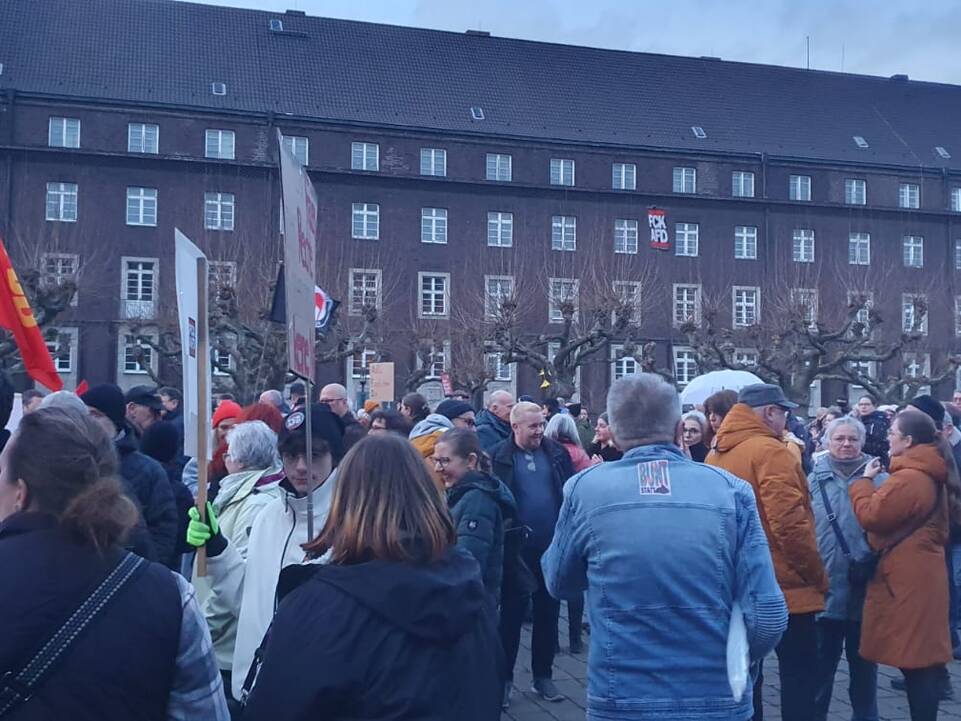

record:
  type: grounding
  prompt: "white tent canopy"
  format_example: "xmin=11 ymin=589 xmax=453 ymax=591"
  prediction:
xmin=680 ymin=370 xmax=763 ymax=407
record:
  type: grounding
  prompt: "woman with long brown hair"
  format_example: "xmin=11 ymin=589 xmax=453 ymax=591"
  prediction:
xmin=243 ymin=433 xmax=502 ymax=721
xmin=850 ymin=410 xmax=961 ymax=721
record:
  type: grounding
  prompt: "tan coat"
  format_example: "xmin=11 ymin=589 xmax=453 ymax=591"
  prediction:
xmin=707 ymin=403 xmax=827 ymax=614
xmin=849 ymin=443 xmax=951 ymax=669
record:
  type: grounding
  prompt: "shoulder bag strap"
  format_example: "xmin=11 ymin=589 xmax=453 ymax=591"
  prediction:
xmin=815 ymin=476 xmax=854 ymax=560
xmin=0 ymin=552 xmax=145 ymax=718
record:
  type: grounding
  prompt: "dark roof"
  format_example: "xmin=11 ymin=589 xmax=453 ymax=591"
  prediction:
xmin=3 ymin=0 xmax=961 ymax=170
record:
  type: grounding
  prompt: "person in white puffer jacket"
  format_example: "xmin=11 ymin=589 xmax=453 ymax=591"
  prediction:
xmin=186 ymin=404 xmax=345 ymax=703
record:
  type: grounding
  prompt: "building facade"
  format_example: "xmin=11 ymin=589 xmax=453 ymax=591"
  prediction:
xmin=2 ymin=0 xmax=960 ymax=409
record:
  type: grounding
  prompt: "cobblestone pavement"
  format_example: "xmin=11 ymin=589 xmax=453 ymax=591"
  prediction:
xmin=503 ymin=608 xmax=961 ymax=721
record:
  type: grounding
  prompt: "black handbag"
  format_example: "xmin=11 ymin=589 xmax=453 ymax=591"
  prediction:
xmin=815 ymin=474 xmax=879 ymax=585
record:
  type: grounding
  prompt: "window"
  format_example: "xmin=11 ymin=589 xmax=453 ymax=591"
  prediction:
xmin=348 ymin=269 xmax=381 ymax=315
xmin=204 ymin=129 xmax=235 ymax=160
xmin=421 ymin=208 xmax=448 ymax=244
xmin=487 ymin=212 xmax=513 ymax=247
xmin=351 ymin=142 xmax=379 ymax=171
xmin=675 ymin=223 xmax=699 ymax=257
xmin=792 ymin=288 xmax=818 ymax=326
xmin=209 ymin=261 xmax=237 ymax=292
xmin=903 ymin=352 xmax=931 ymax=381
xmin=792 ymin=229 xmax=815 ymax=263
xmin=550 ymin=159 xmax=575 ymax=186
xmin=126 ymin=187 xmax=157 ymax=226
xmin=551 ymin=216 xmax=576 ymax=251
xmin=484 ymin=276 xmax=514 ymax=319
xmin=486 ymin=153 xmax=512 ymax=182
xmin=485 ymin=352 xmax=513 ymax=382
xmin=733 ymin=286 xmax=760 ymax=328
xmin=420 ymin=148 xmax=447 ymax=177
xmin=121 ymin=258 xmax=157 ymax=319
xmin=611 ymin=345 xmax=638 ymax=382
xmin=673 ymin=347 xmax=698 ymax=386
xmin=282 ymin=135 xmax=309 ymax=166
xmin=418 ymin=273 xmax=449 ymax=318
xmin=612 ymin=281 xmax=642 ymax=325
xmin=734 ymin=349 xmax=758 ymax=368
xmin=421 ymin=343 xmax=449 ymax=380
xmin=848 ymin=291 xmax=874 ymax=336
xmin=43 ymin=253 xmax=79 ymax=305
xmin=127 ymin=123 xmax=159 ymax=154
xmin=211 ymin=82 xmax=226 ymax=96
xmin=937 ymin=146 xmax=952 ymax=160
xmin=691 ymin=126 xmax=707 ymax=139
xmin=614 ymin=219 xmax=639 ymax=254
xmin=212 ymin=347 xmax=234 ymax=377
xmin=732 ymin=171 xmax=755 ymax=198
xmin=790 ymin=175 xmax=812 ymax=201
xmin=902 ymin=293 xmax=928 ymax=334
xmin=612 ymin=163 xmax=636 ymax=190
xmin=45 ymin=330 xmax=75 ymax=374
xmin=548 ymin=278 xmax=579 ymax=323
xmin=48 ymin=117 xmax=80 ymax=148
xmin=351 ymin=203 xmax=379 ymax=239
xmin=853 ymin=135 xmax=869 ymax=149
xmin=956 ymin=240 xmax=961 ymax=271
xmin=845 ymin=178 xmax=866 ymax=205
xmin=269 ymin=18 xmax=283 ymax=31
xmin=350 ymin=349 xmax=377 ymax=379
xmin=734 ymin=226 xmax=758 ymax=260
xmin=122 ymin=334 xmax=154 ymax=374
xmin=673 ymin=284 xmax=701 ymax=326
xmin=45 ymin=182 xmax=78 ymax=222
xmin=470 ymin=106 xmax=485 ymax=121
xmin=899 ymin=183 xmax=920 ymax=209
xmin=204 ymin=192 xmax=235 ymax=231
xmin=673 ymin=167 xmax=696 ymax=194
xmin=849 ymin=233 xmax=871 ymax=265
xmin=951 ymin=188 xmax=961 ymax=212
xmin=903 ymin=235 xmax=924 ymax=268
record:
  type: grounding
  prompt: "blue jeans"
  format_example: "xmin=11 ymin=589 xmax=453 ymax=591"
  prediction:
xmin=947 ymin=543 xmax=961 ymax=651
xmin=814 ymin=618 xmax=878 ymax=721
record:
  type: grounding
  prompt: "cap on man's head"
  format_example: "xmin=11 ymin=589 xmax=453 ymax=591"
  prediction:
xmin=738 ymin=383 xmax=799 ymax=410
xmin=81 ymin=384 xmax=127 ymax=432
xmin=908 ymin=394 xmax=944 ymax=430
xmin=436 ymin=399 xmax=473 ymax=421
xmin=125 ymin=385 xmax=162 ymax=411
xmin=278 ymin=404 xmax=345 ymax=465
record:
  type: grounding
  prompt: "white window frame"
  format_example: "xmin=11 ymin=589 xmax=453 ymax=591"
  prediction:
xmin=282 ymin=135 xmax=309 ymax=166
xmin=45 ymin=327 xmax=78 ymax=374
xmin=849 ymin=232 xmax=871 ymax=265
xmin=845 ymin=178 xmax=866 ymax=205
xmin=348 ymin=268 xmax=382 ymax=315
xmin=548 ymin=278 xmax=579 ymax=324
xmin=209 ymin=261 xmax=237 ymax=292
xmin=487 ymin=211 xmax=513 ymax=248
xmin=792 ymin=288 xmax=819 ymax=326
xmin=673 ymin=166 xmax=696 ymax=194
xmin=673 ymin=346 xmax=698 ymax=387
xmin=204 ymin=192 xmax=235 ymax=231
xmin=734 ymin=348 xmax=759 ymax=368
xmin=610 ymin=345 xmax=638 ymax=382
xmin=673 ymin=283 xmax=701 ymax=326
xmin=127 ymin=123 xmax=159 ymax=154
xmin=899 ymin=183 xmax=920 ymax=209
xmin=612 ymin=281 xmax=642 ymax=325
xmin=951 ymin=188 xmax=961 ymax=213
xmin=486 ymin=153 xmax=512 ymax=182
xmin=732 ymin=286 xmax=761 ymax=328
xmin=212 ymin=346 xmax=234 ymax=377
xmin=121 ymin=332 xmax=157 ymax=375
xmin=847 ymin=291 xmax=875 ymax=336
xmin=903 ymin=352 xmax=931 ymax=382
xmin=734 ymin=225 xmax=758 ymax=260
xmin=903 ymin=236 xmax=924 ymax=268
xmin=350 ymin=348 xmax=378 ymax=380
xmin=551 ymin=215 xmax=576 ymax=251
xmin=549 ymin=158 xmax=575 ymax=186
xmin=45 ymin=182 xmax=78 ymax=222
xmin=789 ymin=175 xmax=811 ymax=201
xmin=732 ymin=171 xmax=755 ymax=198
xmin=420 ymin=207 xmax=448 ymax=244
xmin=420 ymin=148 xmax=447 ymax=177
xmin=902 ymin=293 xmax=928 ymax=335
xmin=614 ymin=218 xmax=639 ymax=255
xmin=792 ymin=229 xmax=815 ymax=263
xmin=485 ymin=352 xmax=513 ymax=382
xmin=420 ymin=342 xmax=450 ymax=381
xmin=612 ymin=163 xmax=636 ymax=191
xmin=956 ymin=296 xmax=961 ymax=337
xmin=484 ymin=275 xmax=514 ymax=320
xmin=675 ymin=222 xmax=699 ymax=257
xmin=418 ymin=272 xmax=450 ymax=319
xmin=48 ymin=117 xmax=80 ymax=148
xmin=43 ymin=253 xmax=80 ymax=306
xmin=121 ymin=257 xmax=158 ymax=321
xmin=204 ymin=129 xmax=235 ymax=160
xmin=351 ymin=142 xmax=379 ymax=171
xmin=126 ymin=187 xmax=157 ymax=227
xmin=351 ymin=203 xmax=379 ymax=240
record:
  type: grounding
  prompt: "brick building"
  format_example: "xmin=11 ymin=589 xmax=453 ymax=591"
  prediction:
xmin=2 ymin=0 xmax=961 ymax=409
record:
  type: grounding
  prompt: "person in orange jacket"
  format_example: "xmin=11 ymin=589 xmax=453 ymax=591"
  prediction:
xmin=707 ymin=383 xmax=827 ymax=721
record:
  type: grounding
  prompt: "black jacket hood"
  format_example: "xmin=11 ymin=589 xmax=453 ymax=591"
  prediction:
xmin=313 ymin=547 xmax=488 ymax=644
xmin=448 ymin=470 xmax=517 ymax=517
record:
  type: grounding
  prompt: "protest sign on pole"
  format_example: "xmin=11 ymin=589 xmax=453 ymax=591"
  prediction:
xmin=368 ymin=362 xmax=395 ymax=403
xmin=175 ymin=229 xmax=212 ymax=575
xmin=278 ymin=130 xmax=319 ymax=538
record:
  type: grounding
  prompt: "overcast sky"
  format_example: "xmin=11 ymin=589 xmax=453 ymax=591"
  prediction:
xmin=187 ymin=0 xmax=961 ymax=85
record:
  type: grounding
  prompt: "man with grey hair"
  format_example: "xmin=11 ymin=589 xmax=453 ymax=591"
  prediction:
xmin=808 ymin=415 xmax=883 ymax=721
xmin=476 ymin=389 xmax=515 ymax=453
xmin=543 ymin=373 xmax=787 ymax=720
xmin=258 ymin=389 xmax=289 ymax=415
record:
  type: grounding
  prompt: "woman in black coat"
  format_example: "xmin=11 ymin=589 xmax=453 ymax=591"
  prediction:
xmin=243 ymin=433 xmax=503 ymax=721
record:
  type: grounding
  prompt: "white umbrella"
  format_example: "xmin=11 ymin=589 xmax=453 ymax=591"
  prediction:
xmin=680 ymin=370 xmax=763 ymax=407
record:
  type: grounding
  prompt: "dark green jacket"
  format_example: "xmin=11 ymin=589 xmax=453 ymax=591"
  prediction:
xmin=447 ymin=471 xmax=517 ymax=601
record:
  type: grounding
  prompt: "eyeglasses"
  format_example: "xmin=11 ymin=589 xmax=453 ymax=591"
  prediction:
xmin=433 ymin=457 xmax=451 ymax=468
xmin=319 ymin=398 xmax=346 ymax=405
xmin=459 ymin=417 xmax=476 ymax=427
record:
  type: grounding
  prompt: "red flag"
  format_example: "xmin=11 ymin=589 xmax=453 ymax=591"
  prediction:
xmin=0 ymin=237 xmax=63 ymax=391
xmin=75 ymin=380 xmax=89 ymax=397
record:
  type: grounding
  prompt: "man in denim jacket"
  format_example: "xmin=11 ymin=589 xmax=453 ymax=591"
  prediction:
xmin=542 ymin=374 xmax=787 ymax=720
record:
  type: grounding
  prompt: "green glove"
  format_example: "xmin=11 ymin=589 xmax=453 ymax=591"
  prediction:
xmin=187 ymin=502 xmax=221 ymax=549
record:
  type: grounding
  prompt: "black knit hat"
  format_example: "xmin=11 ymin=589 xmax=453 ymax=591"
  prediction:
xmin=908 ymin=394 xmax=945 ymax=430
xmin=81 ymin=383 xmax=127 ymax=432
xmin=278 ymin=404 xmax=345 ymax=465
xmin=436 ymin=399 xmax=473 ymax=421
xmin=140 ymin=421 xmax=179 ymax=464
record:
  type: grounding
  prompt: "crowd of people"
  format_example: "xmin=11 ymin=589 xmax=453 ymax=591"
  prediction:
xmin=2 ymin=373 xmax=961 ymax=721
